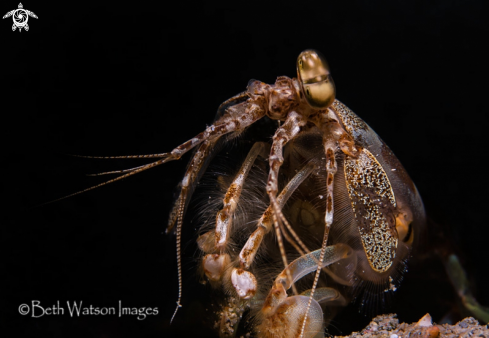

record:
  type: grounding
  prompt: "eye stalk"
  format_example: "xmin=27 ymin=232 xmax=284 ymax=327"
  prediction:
xmin=297 ymin=49 xmax=336 ymax=109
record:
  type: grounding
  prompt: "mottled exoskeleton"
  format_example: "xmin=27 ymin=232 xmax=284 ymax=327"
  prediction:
xmin=53 ymin=50 xmax=425 ymax=338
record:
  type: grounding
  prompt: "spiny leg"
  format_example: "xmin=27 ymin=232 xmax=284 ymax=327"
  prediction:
xmin=199 ymin=142 xmax=269 ymax=285
xmin=214 ymin=142 xmax=269 ymax=251
xmin=266 ymin=111 xmax=307 ymax=200
xmin=37 ymin=99 xmax=267 ymax=327
xmin=168 ymin=102 xmax=268 ymax=322
xmin=231 ymin=161 xmax=317 ymax=299
xmin=265 ymin=111 xmax=308 ymax=287
xmin=194 ymin=141 xmax=270 ymax=337
xmin=166 ymin=129 xmax=248 ymax=236
xmin=239 ymin=161 xmax=317 ymax=269
xmin=168 ymin=100 xmax=269 ymax=321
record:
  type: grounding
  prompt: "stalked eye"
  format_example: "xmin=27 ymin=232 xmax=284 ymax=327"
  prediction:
xmin=297 ymin=49 xmax=336 ymax=109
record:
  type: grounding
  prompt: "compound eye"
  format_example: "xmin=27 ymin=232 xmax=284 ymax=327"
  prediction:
xmin=297 ymin=50 xmax=336 ymax=109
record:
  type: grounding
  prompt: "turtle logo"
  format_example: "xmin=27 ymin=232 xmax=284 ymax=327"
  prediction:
xmin=3 ymin=3 xmax=38 ymax=32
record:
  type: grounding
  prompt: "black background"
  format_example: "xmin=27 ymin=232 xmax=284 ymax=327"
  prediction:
xmin=2 ymin=1 xmax=488 ymax=337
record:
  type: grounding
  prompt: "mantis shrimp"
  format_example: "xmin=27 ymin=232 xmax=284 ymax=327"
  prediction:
xmin=47 ymin=50 xmax=426 ymax=337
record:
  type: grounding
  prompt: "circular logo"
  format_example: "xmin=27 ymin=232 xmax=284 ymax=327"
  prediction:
xmin=13 ymin=9 xmax=27 ymax=27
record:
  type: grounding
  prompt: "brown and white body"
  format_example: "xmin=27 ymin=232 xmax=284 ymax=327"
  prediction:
xmin=53 ymin=50 xmax=425 ymax=337
xmin=164 ymin=50 xmax=425 ymax=337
